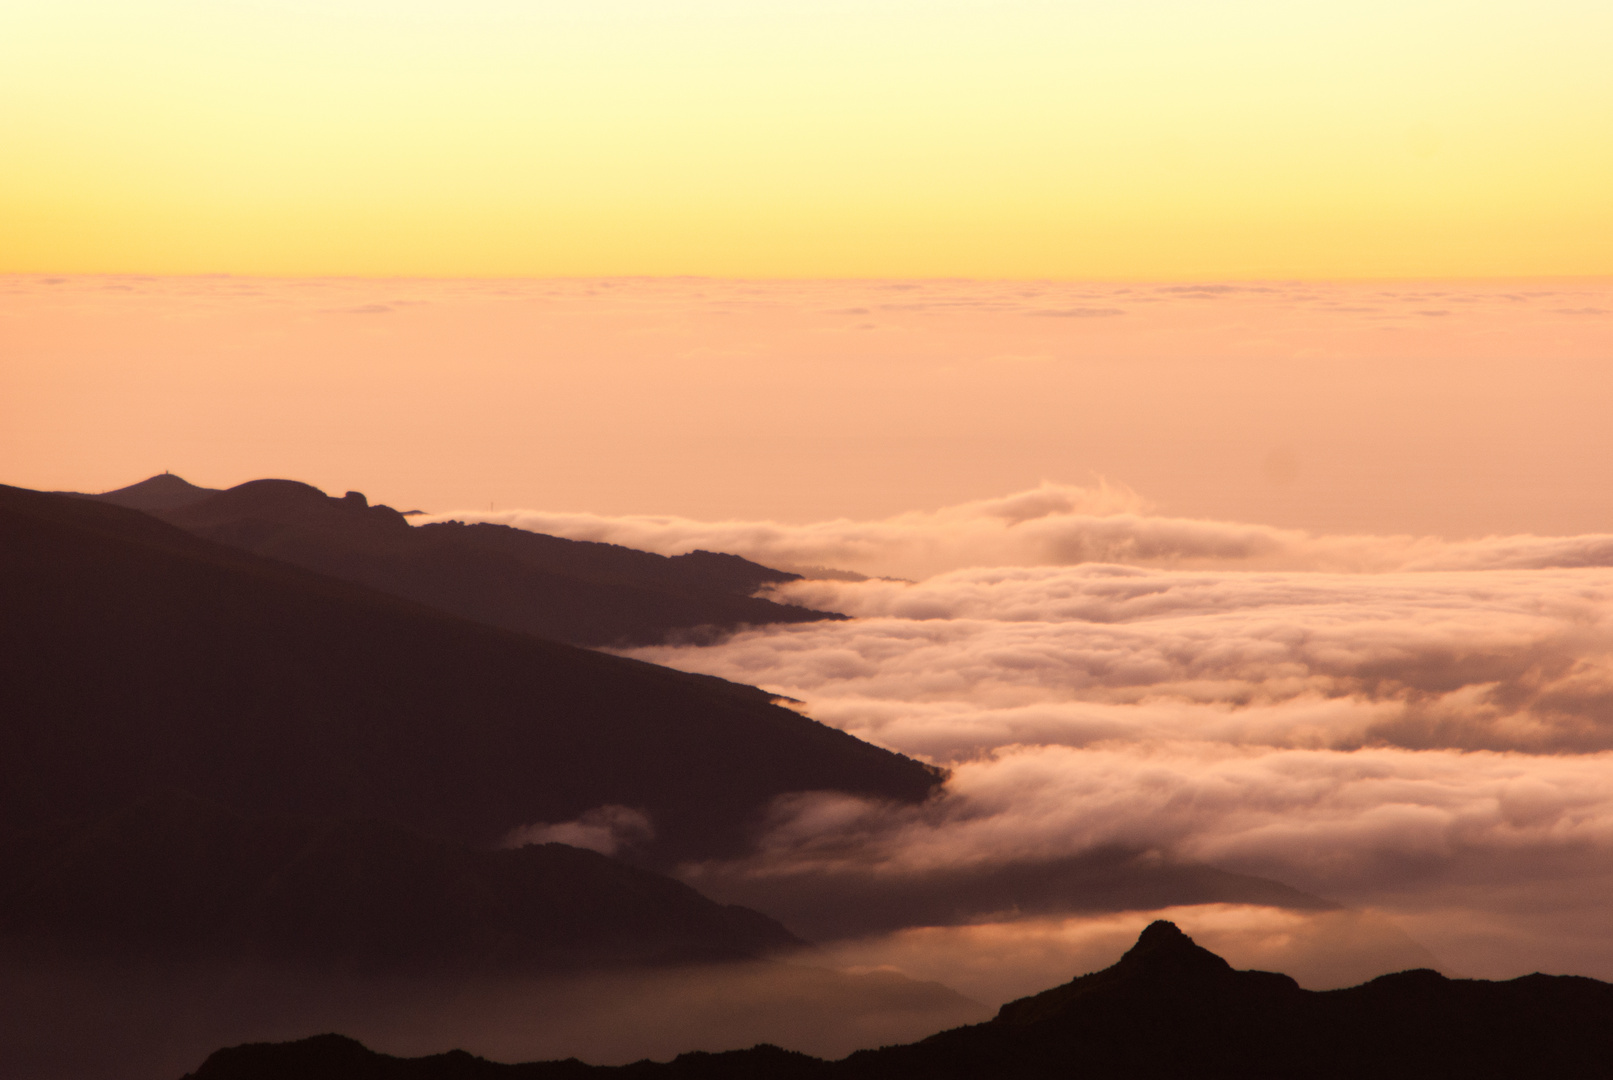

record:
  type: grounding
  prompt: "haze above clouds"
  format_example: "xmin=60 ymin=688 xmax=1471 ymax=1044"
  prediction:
xmin=10 ymin=274 xmax=1609 ymax=537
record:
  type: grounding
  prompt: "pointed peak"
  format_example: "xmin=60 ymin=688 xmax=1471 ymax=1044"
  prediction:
xmin=82 ymin=473 xmax=220 ymax=512
xmin=1134 ymin=919 xmax=1191 ymax=948
xmin=992 ymin=920 xmax=1240 ymax=1028
xmin=1115 ymin=919 xmax=1232 ymax=976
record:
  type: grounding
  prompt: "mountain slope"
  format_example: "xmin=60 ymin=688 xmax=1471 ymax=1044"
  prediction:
xmin=138 ymin=477 xmax=839 ymax=647
xmin=0 ymin=793 xmax=799 ymax=973
xmin=0 ymin=484 xmax=941 ymax=864
xmin=182 ymin=922 xmax=1613 ymax=1079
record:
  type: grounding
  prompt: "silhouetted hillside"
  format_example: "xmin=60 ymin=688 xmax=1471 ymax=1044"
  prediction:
xmin=184 ymin=1036 xmax=823 ymax=1080
xmin=181 ymin=922 xmax=1613 ymax=1079
xmin=0 ymin=484 xmax=941 ymax=865
xmin=129 ymin=477 xmax=839 ymax=647
xmin=66 ymin=472 xmax=221 ymax=511
xmin=0 ymin=793 xmax=798 ymax=973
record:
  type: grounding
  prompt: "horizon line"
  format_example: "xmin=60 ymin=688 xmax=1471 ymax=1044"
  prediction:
xmin=8 ymin=270 xmax=1613 ymax=285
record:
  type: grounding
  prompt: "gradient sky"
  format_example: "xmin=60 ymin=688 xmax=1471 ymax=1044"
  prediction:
xmin=3 ymin=0 xmax=1610 ymax=277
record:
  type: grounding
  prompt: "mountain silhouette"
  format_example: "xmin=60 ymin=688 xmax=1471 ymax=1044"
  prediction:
xmin=102 ymin=476 xmax=842 ymax=647
xmin=180 ymin=921 xmax=1613 ymax=1079
xmin=0 ymin=483 xmax=940 ymax=865
xmin=0 ymin=792 xmax=799 ymax=974
xmin=64 ymin=472 xmax=221 ymax=512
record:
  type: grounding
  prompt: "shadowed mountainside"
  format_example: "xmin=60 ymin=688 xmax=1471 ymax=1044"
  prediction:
xmin=0 ymin=793 xmax=800 ymax=974
xmin=181 ymin=921 xmax=1613 ymax=1080
xmin=0 ymin=483 xmax=941 ymax=865
xmin=101 ymin=476 xmax=843 ymax=647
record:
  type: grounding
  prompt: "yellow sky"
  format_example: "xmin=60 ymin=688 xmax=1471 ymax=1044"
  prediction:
xmin=2 ymin=1 xmax=1610 ymax=277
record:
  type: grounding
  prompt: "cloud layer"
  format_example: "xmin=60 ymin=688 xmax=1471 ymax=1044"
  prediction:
xmin=481 ymin=494 xmax=1613 ymax=985
xmin=676 ymin=565 xmax=1613 ymax=756
xmin=427 ymin=483 xmax=1613 ymax=580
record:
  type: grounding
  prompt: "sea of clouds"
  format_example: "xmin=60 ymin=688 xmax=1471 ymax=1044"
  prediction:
xmin=462 ymin=482 xmax=1613 ymax=579
xmin=427 ymin=484 xmax=1613 ymax=993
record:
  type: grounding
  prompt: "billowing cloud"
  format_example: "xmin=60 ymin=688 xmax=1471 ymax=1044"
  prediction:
xmin=684 ymin=746 xmax=1613 ymax=902
xmin=632 ymin=565 xmax=1613 ymax=756
xmin=675 ymin=730 xmax=1613 ymax=983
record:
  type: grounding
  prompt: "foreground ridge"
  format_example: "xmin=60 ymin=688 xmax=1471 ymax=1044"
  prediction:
xmin=183 ymin=921 xmax=1613 ymax=1079
xmin=0 ymin=482 xmax=940 ymax=866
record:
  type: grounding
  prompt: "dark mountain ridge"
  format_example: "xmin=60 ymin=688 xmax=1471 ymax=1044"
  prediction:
xmin=181 ymin=921 xmax=1613 ymax=1080
xmin=0 ymin=483 xmax=940 ymax=865
xmin=62 ymin=472 xmax=221 ymax=512
xmin=90 ymin=475 xmax=842 ymax=647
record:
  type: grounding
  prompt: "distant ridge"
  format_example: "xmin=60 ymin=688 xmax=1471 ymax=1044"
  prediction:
xmin=137 ymin=475 xmax=844 ymax=647
xmin=65 ymin=472 xmax=220 ymax=512
xmin=181 ymin=921 xmax=1613 ymax=1079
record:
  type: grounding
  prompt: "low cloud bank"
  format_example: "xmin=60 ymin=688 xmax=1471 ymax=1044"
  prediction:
xmin=817 ymin=904 xmax=1441 ymax=1002
xmin=606 ymin=533 xmax=1613 ymax=983
xmin=427 ymin=488 xmax=1613 ymax=983
xmin=719 ymin=747 xmax=1613 ymax=899
xmin=422 ymin=483 xmax=1613 ymax=579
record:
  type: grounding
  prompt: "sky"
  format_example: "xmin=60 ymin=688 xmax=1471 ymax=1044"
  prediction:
xmin=3 ymin=0 xmax=1612 ymax=278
